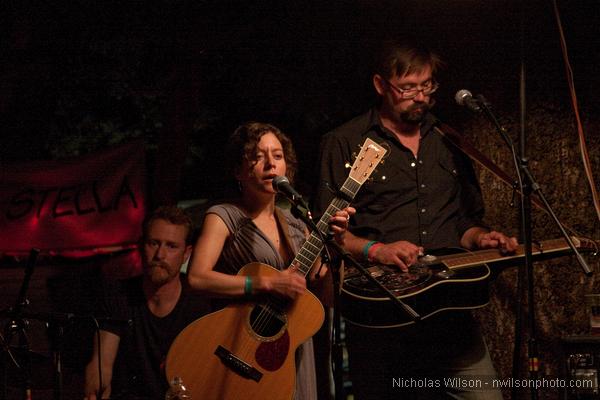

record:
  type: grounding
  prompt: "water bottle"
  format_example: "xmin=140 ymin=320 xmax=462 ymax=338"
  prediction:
xmin=165 ymin=376 xmax=191 ymax=400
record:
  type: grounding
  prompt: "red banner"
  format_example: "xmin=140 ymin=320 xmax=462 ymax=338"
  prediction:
xmin=0 ymin=141 xmax=147 ymax=257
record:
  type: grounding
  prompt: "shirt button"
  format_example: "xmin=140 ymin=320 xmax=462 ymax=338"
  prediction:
xmin=410 ymin=162 xmax=416 ymax=168
xmin=418 ymin=160 xmax=423 ymax=164
xmin=422 ymin=231 xmax=427 ymax=235
xmin=421 ymin=184 xmax=426 ymax=188
xmin=421 ymin=208 xmax=426 ymax=213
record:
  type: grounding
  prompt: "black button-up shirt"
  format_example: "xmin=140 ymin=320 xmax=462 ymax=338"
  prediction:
xmin=314 ymin=108 xmax=487 ymax=251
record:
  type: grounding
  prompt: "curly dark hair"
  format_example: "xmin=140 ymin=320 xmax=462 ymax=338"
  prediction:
xmin=226 ymin=121 xmax=298 ymax=184
xmin=142 ymin=205 xmax=193 ymax=245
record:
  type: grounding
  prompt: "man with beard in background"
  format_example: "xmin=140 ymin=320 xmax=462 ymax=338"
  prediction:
xmin=84 ymin=206 xmax=210 ymax=400
xmin=314 ymin=40 xmax=518 ymax=399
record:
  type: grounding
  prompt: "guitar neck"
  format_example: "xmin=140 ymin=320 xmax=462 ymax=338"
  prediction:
xmin=291 ymin=178 xmax=361 ymax=277
xmin=290 ymin=136 xmax=388 ymax=277
xmin=442 ymin=237 xmax=596 ymax=271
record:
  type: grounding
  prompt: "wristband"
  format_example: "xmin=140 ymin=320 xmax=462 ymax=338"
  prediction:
xmin=362 ymin=241 xmax=379 ymax=260
xmin=368 ymin=242 xmax=385 ymax=262
xmin=244 ymin=276 xmax=253 ymax=296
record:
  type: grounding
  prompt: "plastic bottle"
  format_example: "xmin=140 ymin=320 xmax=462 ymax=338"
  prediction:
xmin=165 ymin=376 xmax=191 ymax=400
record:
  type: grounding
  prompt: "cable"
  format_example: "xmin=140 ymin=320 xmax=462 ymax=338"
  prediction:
xmin=553 ymin=0 xmax=600 ymax=222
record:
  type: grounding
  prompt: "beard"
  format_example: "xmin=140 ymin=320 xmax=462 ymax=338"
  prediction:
xmin=399 ymin=101 xmax=434 ymax=124
xmin=145 ymin=261 xmax=178 ymax=285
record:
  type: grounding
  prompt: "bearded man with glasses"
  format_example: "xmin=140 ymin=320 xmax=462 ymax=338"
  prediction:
xmin=314 ymin=40 xmax=517 ymax=400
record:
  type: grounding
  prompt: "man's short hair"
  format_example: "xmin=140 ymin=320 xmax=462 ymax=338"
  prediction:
xmin=142 ymin=205 xmax=193 ymax=245
xmin=374 ymin=39 xmax=443 ymax=80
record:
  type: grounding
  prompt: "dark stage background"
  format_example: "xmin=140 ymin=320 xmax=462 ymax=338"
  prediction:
xmin=1 ymin=1 xmax=600 ymax=399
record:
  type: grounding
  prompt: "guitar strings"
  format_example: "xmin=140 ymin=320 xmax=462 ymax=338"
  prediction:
xmin=248 ymin=196 xmax=350 ymax=339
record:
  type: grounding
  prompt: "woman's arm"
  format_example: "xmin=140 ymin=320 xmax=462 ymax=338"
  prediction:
xmin=188 ymin=213 xmax=307 ymax=299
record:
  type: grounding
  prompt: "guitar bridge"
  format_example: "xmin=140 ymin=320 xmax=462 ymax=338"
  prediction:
xmin=215 ymin=345 xmax=263 ymax=382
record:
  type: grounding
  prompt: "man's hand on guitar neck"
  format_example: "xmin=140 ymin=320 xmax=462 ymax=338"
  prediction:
xmin=461 ymin=227 xmax=519 ymax=253
xmin=342 ymin=227 xmax=517 ymax=272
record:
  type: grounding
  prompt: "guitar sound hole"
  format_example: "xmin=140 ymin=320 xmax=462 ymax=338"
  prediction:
xmin=385 ymin=264 xmax=432 ymax=292
xmin=249 ymin=304 xmax=287 ymax=338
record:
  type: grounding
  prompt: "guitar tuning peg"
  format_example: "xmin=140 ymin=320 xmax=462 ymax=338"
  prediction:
xmin=351 ymin=152 xmax=357 ymax=160
xmin=379 ymin=159 xmax=385 ymax=165
xmin=344 ymin=162 xmax=351 ymax=169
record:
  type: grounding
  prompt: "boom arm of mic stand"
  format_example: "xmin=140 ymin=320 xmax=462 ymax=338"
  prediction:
xmin=11 ymin=248 xmax=40 ymax=319
xmin=291 ymin=202 xmax=421 ymax=321
xmin=478 ymin=101 xmax=592 ymax=276
xmin=520 ymin=166 xmax=593 ymax=276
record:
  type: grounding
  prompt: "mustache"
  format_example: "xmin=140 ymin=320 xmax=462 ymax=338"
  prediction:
xmin=148 ymin=261 xmax=169 ymax=269
xmin=407 ymin=101 xmax=434 ymax=113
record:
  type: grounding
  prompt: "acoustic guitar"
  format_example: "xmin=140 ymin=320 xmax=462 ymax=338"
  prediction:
xmin=342 ymin=237 xmax=598 ymax=328
xmin=165 ymin=138 xmax=387 ymax=400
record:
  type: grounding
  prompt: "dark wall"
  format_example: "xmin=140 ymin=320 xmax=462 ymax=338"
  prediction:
xmin=2 ymin=1 xmax=599 ymax=399
xmin=470 ymin=101 xmax=600 ymax=399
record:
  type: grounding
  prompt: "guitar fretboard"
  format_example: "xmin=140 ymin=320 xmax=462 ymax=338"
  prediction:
xmin=291 ymin=179 xmax=361 ymax=277
xmin=443 ymin=237 xmax=595 ymax=270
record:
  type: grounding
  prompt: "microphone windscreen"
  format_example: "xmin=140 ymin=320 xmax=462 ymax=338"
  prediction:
xmin=272 ymin=175 xmax=289 ymax=191
xmin=454 ymin=89 xmax=473 ymax=106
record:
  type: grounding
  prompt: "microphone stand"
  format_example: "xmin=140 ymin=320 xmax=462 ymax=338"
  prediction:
xmin=329 ymin=254 xmax=344 ymax=400
xmin=290 ymin=203 xmax=421 ymax=322
xmin=288 ymin=204 xmax=343 ymax=400
xmin=1 ymin=248 xmax=39 ymax=400
xmin=477 ymin=99 xmax=592 ymax=399
xmin=0 ymin=309 xmax=132 ymax=400
xmin=290 ymin=202 xmax=421 ymax=400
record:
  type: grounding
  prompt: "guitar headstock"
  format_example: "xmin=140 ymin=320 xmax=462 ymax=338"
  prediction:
xmin=347 ymin=138 xmax=388 ymax=185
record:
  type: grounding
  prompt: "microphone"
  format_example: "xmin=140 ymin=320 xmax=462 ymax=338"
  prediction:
xmin=272 ymin=176 xmax=309 ymax=209
xmin=455 ymin=89 xmax=482 ymax=113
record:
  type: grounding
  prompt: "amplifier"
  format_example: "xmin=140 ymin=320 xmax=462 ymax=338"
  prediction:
xmin=563 ymin=336 xmax=600 ymax=399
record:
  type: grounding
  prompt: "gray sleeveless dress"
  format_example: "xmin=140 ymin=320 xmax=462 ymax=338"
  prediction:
xmin=207 ymin=203 xmax=318 ymax=400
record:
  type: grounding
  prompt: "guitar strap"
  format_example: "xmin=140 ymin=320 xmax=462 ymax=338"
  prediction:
xmin=433 ymin=123 xmax=581 ymax=237
xmin=274 ymin=207 xmax=298 ymax=268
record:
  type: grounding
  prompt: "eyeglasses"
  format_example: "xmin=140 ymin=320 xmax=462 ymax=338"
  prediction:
xmin=382 ymin=77 xmax=439 ymax=99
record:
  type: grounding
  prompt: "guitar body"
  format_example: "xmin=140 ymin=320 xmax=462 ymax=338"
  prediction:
xmin=166 ymin=138 xmax=391 ymax=396
xmin=166 ymin=262 xmax=324 ymax=400
xmin=341 ymin=249 xmax=491 ymax=328
xmin=341 ymin=236 xmax=598 ymax=328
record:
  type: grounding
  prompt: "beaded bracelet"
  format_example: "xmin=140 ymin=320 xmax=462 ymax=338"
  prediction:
xmin=362 ymin=240 xmax=379 ymax=260
xmin=244 ymin=276 xmax=253 ymax=296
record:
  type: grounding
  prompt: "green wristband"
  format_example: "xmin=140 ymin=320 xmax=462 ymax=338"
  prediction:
xmin=362 ymin=240 xmax=379 ymax=260
xmin=244 ymin=276 xmax=253 ymax=296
